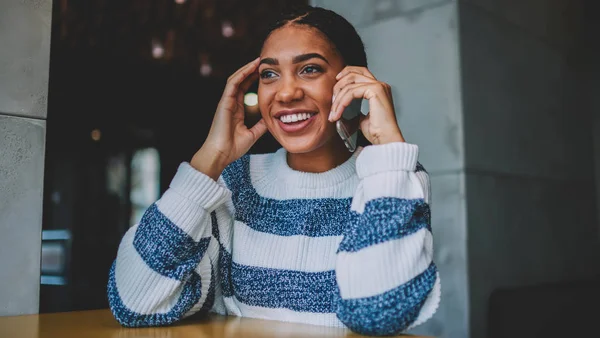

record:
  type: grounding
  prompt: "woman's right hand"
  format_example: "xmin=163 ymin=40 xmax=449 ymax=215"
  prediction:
xmin=191 ymin=57 xmax=267 ymax=180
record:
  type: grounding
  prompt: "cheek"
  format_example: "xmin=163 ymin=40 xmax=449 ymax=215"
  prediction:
xmin=313 ymin=80 xmax=335 ymax=107
xmin=309 ymin=87 xmax=334 ymax=113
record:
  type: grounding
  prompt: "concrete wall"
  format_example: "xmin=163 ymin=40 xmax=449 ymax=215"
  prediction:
xmin=312 ymin=1 xmax=467 ymax=337
xmin=586 ymin=0 xmax=600 ymax=239
xmin=460 ymin=0 xmax=600 ymax=337
xmin=0 ymin=0 xmax=52 ymax=316
xmin=314 ymin=1 xmax=600 ymax=337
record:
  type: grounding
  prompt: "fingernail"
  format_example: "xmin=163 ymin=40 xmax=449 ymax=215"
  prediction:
xmin=328 ymin=111 xmax=334 ymax=121
xmin=332 ymin=94 xmax=336 ymax=103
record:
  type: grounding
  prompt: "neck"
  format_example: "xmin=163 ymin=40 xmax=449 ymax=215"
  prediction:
xmin=286 ymin=137 xmax=352 ymax=173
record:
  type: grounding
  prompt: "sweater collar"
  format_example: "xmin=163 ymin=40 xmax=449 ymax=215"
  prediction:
xmin=270 ymin=147 xmax=360 ymax=189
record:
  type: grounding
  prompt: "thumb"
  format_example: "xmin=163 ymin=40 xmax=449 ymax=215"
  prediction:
xmin=248 ymin=118 xmax=268 ymax=143
xmin=359 ymin=113 xmax=372 ymax=142
xmin=359 ymin=113 xmax=369 ymax=132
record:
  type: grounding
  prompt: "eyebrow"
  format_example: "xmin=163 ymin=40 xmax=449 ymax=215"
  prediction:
xmin=259 ymin=53 xmax=330 ymax=66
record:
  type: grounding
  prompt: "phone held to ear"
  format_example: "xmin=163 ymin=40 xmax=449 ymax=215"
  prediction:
xmin=336 ymin=99 xmax=363 ymax=152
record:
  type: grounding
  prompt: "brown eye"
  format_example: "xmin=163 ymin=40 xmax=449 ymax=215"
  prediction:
xmin=301 ymin=65 xmax=323 ymax=75
xmin=260 ymin=70 xmax=277 ymax=79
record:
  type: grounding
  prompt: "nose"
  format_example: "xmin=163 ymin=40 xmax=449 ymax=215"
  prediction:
xmin=275 ymin=75 xmax=304 ymax=103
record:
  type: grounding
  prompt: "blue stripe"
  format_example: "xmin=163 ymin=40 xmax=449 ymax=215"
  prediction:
xmin=336 ymin=263 xmax=437 ymax=336
xmin=338 ymin=197 xmax=431 ymax=253
xmin=221 ymin=156 xmax=354 ymax=237
xmin=107 ymin=261 xmax=207 ymax=327
xmin=219 ymin=245 xmax=235 ymax=298
xmin=231 ymin=262 xmax=338 ymax=313
xmin=211 ymin=210 xmax=235 ymax=298
xmin=133 ymin=203 xmax=210 ymax=280
xmin=210 ymin=211 xmax=220 ymax=240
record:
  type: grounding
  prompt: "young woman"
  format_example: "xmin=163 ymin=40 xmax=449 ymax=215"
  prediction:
xmin=108 ymin=5 xmax=440 ymax=336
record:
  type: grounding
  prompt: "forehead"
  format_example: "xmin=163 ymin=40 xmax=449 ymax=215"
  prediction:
xmin=261 ymin=25 xmax=339 ymax=61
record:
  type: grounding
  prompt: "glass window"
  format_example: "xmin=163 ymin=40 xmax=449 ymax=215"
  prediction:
xmin=130 ymin=148 xmax=160 ymax=225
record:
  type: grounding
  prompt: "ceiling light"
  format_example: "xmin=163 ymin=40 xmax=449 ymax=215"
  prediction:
xmin=91 ymin=129 xmax=101 ymax=141
xmin=221 ymin=21 xmax=235 ymax=38
xmin=151 ymin=39 xmax=164 ymax=59
xmin=200 ymin=63 xmax=212 ymax=77
xmin=244 ymin=93 xmax=258 ymax=106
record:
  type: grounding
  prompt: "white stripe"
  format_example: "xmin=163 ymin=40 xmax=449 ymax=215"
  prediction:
xmin=350 ymin=181 xmax=365 ymax=213
xmin=115 ymin=227 xmax=184 ymax=314
xmin=415 ymin=170 xmax=431 ymax=205
xmin=232 ymin=220 xmax=342 ymax=272
xmin=205 ymin=235 xmax=220 ymax=264
xmin=362 ymin=171 xmax=425 ymax=202
xmin=249 ymin=153 xmax=359 ymax=200
xmin=336 ymin=228 xmax=433 ymax=299
xmin=409 ymin=273 xmax=441 ymax=330
xmin=156 ymin=190 xmax=212 ymax=242
xmin=223 ymin=295 xmax=241 ymax=316
xmin=223 ymin=296 xmax=346 ymax=328
xmin=210 ymin=293 xmax=228 ymax=316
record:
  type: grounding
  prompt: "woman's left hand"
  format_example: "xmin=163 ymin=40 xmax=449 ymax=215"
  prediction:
xmin=329 ymin=66 xmax=405 ymax=145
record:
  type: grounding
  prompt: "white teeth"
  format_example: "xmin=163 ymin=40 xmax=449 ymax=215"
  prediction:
xmin=280 ymin=113 xmax=313 ymax=124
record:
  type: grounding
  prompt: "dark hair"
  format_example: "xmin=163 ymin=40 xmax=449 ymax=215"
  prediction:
xmin=260 ymin=5 xmax=367 ymax=67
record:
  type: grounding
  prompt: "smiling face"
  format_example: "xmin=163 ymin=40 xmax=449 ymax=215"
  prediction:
xmin=258 ymin=24 xmax=345 ymax=154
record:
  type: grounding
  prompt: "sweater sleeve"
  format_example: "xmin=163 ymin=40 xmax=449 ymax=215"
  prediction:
xmin=335 ymin=142 xmax=441 ymax=336
xmin=107 ymin=162 xmax=231 ymax=327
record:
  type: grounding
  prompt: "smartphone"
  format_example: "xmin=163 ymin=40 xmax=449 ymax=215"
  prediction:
xmin=336 ymin=99 xmax=363 ymax=152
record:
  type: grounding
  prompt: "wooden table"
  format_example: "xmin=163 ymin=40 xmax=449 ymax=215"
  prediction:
xmin=0 ymin=309 xmax=429 ymax=338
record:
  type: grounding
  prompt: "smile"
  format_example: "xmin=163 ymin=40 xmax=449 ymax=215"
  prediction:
xmin=274 ymin=110 xmax=318 ymax=133
xmin=278 ymin=112 xmax=316 ymax=124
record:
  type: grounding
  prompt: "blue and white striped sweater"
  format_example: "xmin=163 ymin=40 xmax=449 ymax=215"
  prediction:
xmin=108 ymin=142 xmax=441 ymax=336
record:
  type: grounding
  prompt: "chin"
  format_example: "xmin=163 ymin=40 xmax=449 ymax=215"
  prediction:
xmin=275 ymin=134 xmax=332 ymax=154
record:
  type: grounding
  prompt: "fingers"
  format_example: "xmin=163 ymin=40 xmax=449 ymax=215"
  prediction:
xmin=336 ymin=66 xmax=376 ymax=81
xmin=223 ymin=57 xmax=260 ymax=98
xmin=332 ymin=72 xmax=376 ymax=102
xmin=247 ymin=118 xmax=268 ymax=143
xmin=329 ymin=83 xmax=368 ymax=122
xmin=329 ymin=82 xmax=391 ymax=122
xmin=330 ymin=66 xmax=382 ymax=123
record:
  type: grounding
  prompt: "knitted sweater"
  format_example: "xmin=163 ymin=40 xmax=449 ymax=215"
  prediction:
xmin=107 ymin=142 xmax=440 ymax=336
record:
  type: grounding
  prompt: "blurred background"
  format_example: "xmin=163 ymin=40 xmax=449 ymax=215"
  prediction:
xmin=1 ymin=1 xmax=599 ymax=338
xmin=40 ymin=0 xmax=296 ymax=314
